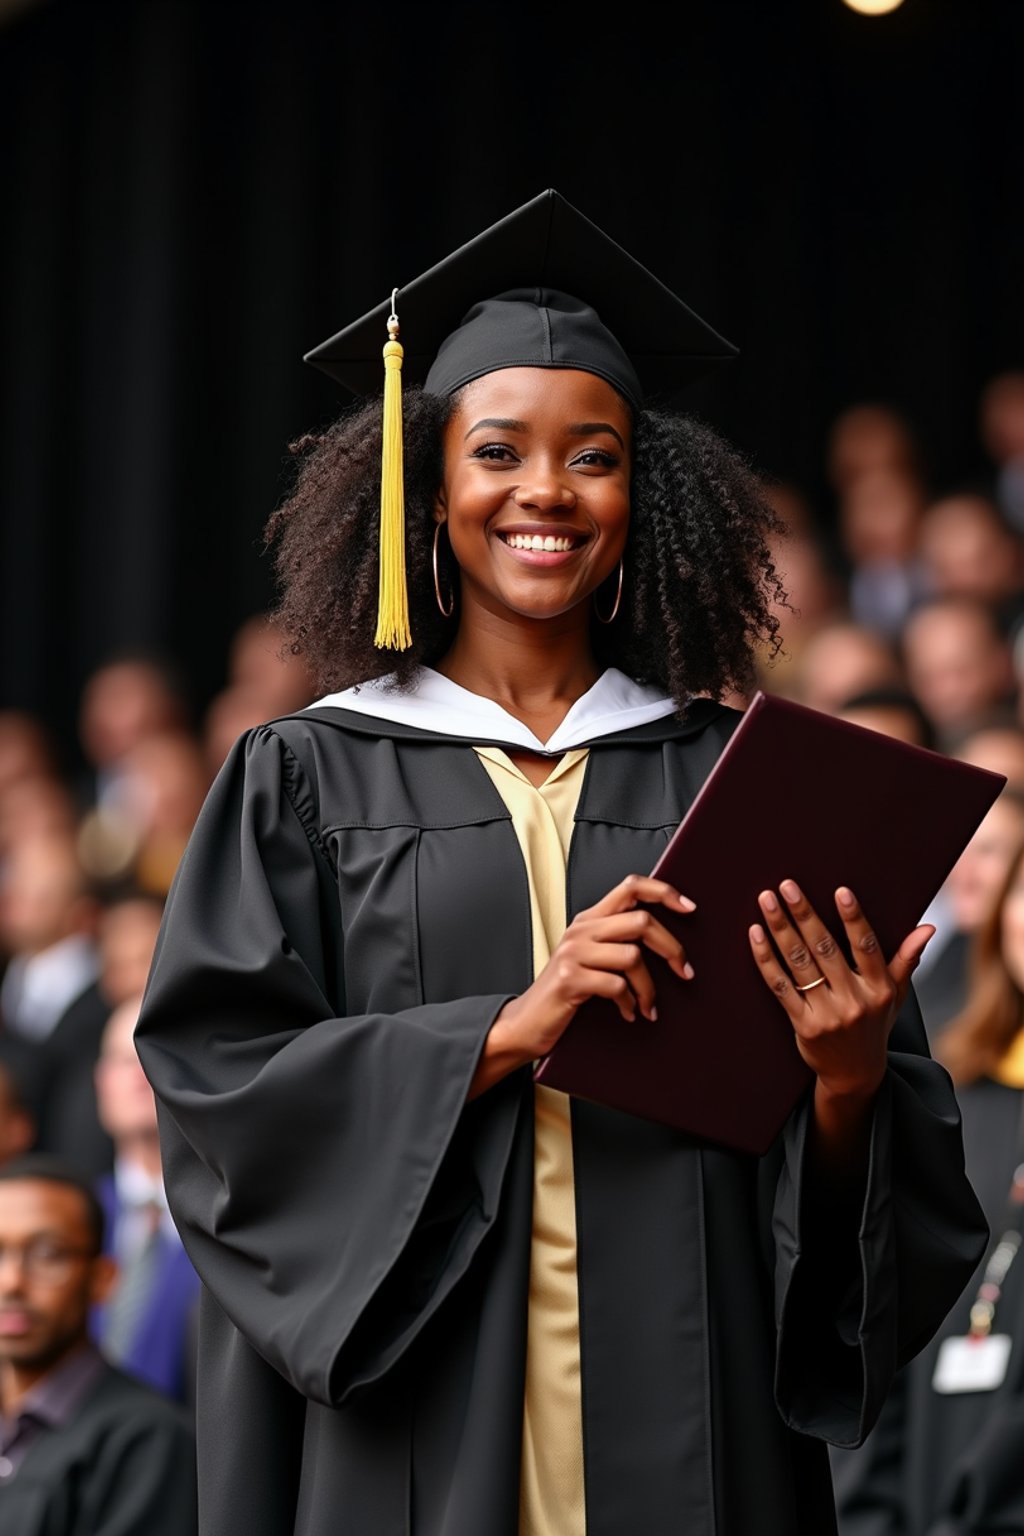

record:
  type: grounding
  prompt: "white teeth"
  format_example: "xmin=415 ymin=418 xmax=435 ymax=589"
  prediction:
xmin=504 ymin=533 xmax=577 ymax=552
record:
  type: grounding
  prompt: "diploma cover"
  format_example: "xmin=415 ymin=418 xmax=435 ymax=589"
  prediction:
xmin=533 ymin=690 xmax=1006 ymax=1154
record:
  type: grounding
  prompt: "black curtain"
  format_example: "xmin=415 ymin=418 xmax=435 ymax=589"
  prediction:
xmin=2 ymin=0 xmax=1023 ymax=768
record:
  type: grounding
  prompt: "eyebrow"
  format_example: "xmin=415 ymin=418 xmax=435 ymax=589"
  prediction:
xmin=464 ymin=418 xmax=626 ymax=449
xmin=572 ymin=421 xmax=626 ymax=450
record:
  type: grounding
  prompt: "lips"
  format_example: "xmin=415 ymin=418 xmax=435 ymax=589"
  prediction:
xmin=0 ymin=1310 xmax=35 ymax=1336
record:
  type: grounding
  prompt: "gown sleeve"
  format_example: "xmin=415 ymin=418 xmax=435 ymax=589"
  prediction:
xmin=767 ymin=990 xmax=989 ymax=1448
xmin=134 ymin=725 xmax=523 ymax=1408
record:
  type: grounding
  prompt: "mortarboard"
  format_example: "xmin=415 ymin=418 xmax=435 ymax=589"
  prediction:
xmin=303 ymin=189 xmax=737 ymax=649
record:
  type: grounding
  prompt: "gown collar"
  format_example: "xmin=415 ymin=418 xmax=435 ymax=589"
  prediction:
xmin=305 ymin=667 xmax=682 ymax=753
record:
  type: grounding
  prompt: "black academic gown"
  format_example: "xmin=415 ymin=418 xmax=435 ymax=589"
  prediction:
xmin=134 ymin=697 xmax=988 ymax=1536
xmin=832 ymin=1073 xmax=1024 ymax=1536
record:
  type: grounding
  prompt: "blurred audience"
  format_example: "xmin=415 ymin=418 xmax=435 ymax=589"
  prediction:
xmin=915 ymin=785 xmax=1024 ymax=1040
xmin=754 ymin=514 xmax=846 ymax=698
xmin=0 ymin=776 xmax=79 ymax=866
xmin=833 ymin=833 xmax=1024 ymax=1535
xmin=90 ymin=996 xmax=199 ymax=1406
xmin=0 ymin=1155 xmax=197 ymax=1531
xmin=0 ymin=1057 xmax=36 ymax=1168
xmin=917 ymin=490 xmax=1024 ymax=636
xmin=839 ymin=467 xmax=930 ymax=640
xmin=201 ymin=685 xmax=270 ymax=779
xmin=8 ymin=377 xmax=1024 ymax=1534
xmin=76 ymin=651 xmax=191 ymax=820
xmin=979 ymin=369 xmax=1024 ymax=534
xmin=0 ymin=713 xmax=60 ymax=801
xmin=78 ymin=730 xmax=209 ymax=899
xmin=900 ymin=595 xmax=1017 ymax=752
xmin=834 ymin=685 xmax=936 ymax=750
xmin=0 ymin=835 xmax=99 ymax=1047
xmin=825 ymin=401 xmax=924 ymax=497
xmin=116 ymin=730 xmax=210 ymax=899
xmin=954 ymin=724 xmax=1024 ymax=792
xmin=202 ymin=612 xmax=314 ymax=776
xmin=786 ymin=618 xmax=905 ymax=715
xmin=226 ymin=612 xmax=313 ymax=716
xmin=34 ymin=887 xmax=165 ymax=1181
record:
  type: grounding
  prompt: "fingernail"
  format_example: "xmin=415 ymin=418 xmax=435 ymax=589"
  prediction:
xmin=761 ymin=891 xmax=779 ymax=912
xmin=837 ymin=887 xmax=855 ymax=908
xmin=648 ymin=1005 xmax=659 ymax=1021
xmin=677 ymin=893 xmax=696 ymax=911
xmin=683 ymin=962 xmax=695 ymax=980
xmin=780 ymin=880 xmax=800 ymax=903
xmin=750 ymin=923 xmax=765 ymax=943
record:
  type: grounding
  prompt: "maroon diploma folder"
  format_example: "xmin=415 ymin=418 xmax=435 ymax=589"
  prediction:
xmin=532 ymin=690 xmax=1006 ymax=1155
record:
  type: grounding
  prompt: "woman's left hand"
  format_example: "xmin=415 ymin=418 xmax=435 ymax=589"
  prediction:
xmin=748 ymin=879 xmax=934 ymax=1103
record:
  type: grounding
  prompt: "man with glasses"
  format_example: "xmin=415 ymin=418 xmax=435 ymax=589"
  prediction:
xmin=0 ymin=1153 xmax=196 ymax=1533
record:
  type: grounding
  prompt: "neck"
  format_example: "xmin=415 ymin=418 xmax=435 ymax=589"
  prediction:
xmin=438 ymin=607 xmax=600 ymax=738
xmin=0 ymin=1339 xmax=86 ymax=1419
xmin=117 ymin=1134 xmax=164 ymax=1182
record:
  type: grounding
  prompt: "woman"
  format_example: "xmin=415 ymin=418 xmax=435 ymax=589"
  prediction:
xmin=135 ymin=191 xmax=986 ymax=1536
xmin=834 ymin=830 xmax=1024 ymax=1535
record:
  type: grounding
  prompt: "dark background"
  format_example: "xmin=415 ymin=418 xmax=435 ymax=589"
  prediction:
xmin=2 ymin=0 xmax=1022 ymax=768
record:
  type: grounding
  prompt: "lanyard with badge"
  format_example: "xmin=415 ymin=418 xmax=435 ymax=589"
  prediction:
xmin=932 ymin=1145 xmax=1024 ymax=1395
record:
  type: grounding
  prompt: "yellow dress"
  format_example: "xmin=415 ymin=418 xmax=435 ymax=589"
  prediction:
xmin=474 ymin=745 xmax=588 ymax=1536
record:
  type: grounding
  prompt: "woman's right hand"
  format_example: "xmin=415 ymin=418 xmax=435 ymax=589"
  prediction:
xmin=468 ymin=874 xmax=696 ymax=1098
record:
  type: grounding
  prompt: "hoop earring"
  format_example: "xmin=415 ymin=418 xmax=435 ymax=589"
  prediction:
xmin=593 ymin=559 xmax=624 ymax=624
xmin=433 ymin=523 xmax=455 ymax=619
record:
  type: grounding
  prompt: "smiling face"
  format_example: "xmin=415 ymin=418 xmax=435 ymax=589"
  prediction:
xmin=435 ymin=367 xmax=632 ymax=634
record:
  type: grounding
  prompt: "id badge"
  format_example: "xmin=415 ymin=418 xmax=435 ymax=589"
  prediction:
xmin=932 ymin=1334 xmax=1012 ymax=1393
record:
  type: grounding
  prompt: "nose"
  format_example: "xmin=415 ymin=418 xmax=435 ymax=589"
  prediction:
xmin=512 ymin=462 xmax=577 ymax=513
xmin=0 ymin=1250 xmax=27 ymax=1289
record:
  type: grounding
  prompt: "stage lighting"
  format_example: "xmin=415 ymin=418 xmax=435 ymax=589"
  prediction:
xmin=842 ymin=0 xmax=905 ymax=13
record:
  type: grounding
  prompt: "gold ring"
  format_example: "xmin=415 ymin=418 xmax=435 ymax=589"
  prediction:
xmin=795 ymin=976 xmax=827 ymax=993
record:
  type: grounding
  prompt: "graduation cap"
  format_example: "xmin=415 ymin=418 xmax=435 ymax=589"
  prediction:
xmin=304 ymin=189 xmax=737 ymax=650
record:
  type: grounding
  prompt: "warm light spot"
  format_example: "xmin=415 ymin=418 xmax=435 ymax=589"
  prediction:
xmin=842 ymin=0 xmax=905 ymax=13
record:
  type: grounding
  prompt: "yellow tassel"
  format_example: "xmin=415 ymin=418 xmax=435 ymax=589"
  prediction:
xmin=375 ymin=301 xmax=412 ymax=651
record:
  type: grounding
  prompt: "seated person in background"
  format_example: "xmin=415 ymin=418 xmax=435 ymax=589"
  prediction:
xmin=825 ymin=404 xmax=930 ymax=642
xmin=835 ymin=684 xmax=936 ymax=749
xmin=752 ymin=516 xmax=846 ymax=699
xmin=917 ymin=489 xmax=1024 ymax=638
xmin=91 ymin=996 xmax=199 ymax=1405
xmin=786 ymin=617 xmax=905 ymax=716
xmin=34 ymin=886 xmax=165 ymax=1179
xmin=0 ymin=1056 xmax=36 ymax=1168
xmin=77 ymin=731 xmax=209 ymax=902
xmin=839 ymin=467 xmax=930 ymax=640
xmin=0 ymin=833 xmax=99 ymax=1049
xmin=900 ymin=594 xmax=1018 ymax=753
xmin=0 ymin=834 xmax=100 ymax=1148
xmin=915 ymin=785 xmax=1024 ymax=1041
xmin=825 ymin=401 xmax=925 ymax=500
xmin=224 ymin=611 xmax=314 ymax=718
xmin=76 ymin=650 xmax=191 ymax=820
xmin=0 ymin=715 xmax=71 ymax=862
xmin=979 ymin=369 xmax=1024 ymax=534
xmin=0 ymin=777 xmax=79 ymax=866
xmin=0 ymin=1154 xmax=196 ymax=1534
xmin=203 ymin=613 xmax=315 ymax=777
xmin=955 ymin=722 xmax=1024 ymax=792
xmin=833 ymin=833 xmax=1024 ymax=1536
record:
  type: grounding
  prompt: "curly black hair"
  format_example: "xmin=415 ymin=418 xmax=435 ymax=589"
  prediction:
xmin=263 ymin=385 xmax=788 ymax=710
